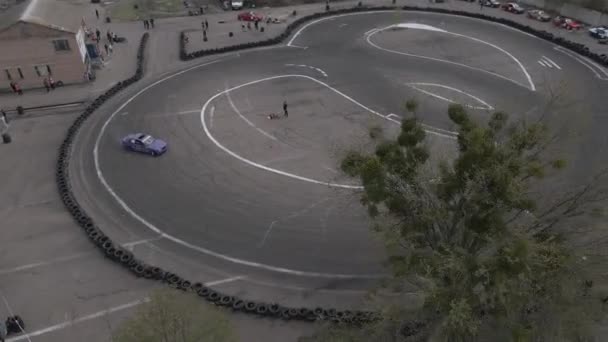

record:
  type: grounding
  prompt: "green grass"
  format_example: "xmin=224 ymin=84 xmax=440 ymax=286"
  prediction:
xmin=108 ymin=0 xmax=185 ymax=21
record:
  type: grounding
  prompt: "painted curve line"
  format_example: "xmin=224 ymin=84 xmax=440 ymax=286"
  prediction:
xmin=94 ymin=62 xmax=385 ymax=279
xmin=367 ymin=24 xmax=535 ymax=92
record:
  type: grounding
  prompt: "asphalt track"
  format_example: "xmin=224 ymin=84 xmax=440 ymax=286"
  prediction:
xmin=70 ymin=11 xmax=608 ymax=299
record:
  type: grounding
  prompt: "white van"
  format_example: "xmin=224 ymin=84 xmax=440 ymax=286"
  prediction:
xmin=231 ymin=0 xmax=244 ymax=10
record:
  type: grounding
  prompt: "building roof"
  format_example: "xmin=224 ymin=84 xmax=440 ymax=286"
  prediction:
xmin=0 ymin=0 xmax=88 ymax=34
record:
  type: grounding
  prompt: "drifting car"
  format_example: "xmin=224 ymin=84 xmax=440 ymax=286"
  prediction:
xmin=237 ymin=11 xmax=262 ymax=22
xmin=589 ymin=26 xmax=608 ymax=39
xmin=502 ymin=2 xmax=524 ymax=13
xmin=526 ymin=9 xmax=551 ymax=22
xmin=553 ymin=16 xmax=582 ymax=30
xmin=122 ymin=133 xmax=167 ymax=156
xmin=479 ymin=0 xmax=500 ymax=8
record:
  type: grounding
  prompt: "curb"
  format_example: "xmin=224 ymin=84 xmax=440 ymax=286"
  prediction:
xmin=56 ymin=31 xmax=378 ymax=325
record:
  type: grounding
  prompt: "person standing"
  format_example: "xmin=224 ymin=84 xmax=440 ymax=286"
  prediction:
xmin=95 ymin=9 xmax=99 ymax=19
xmin=106 ymin=31 xmax=112 ymax=42
xmin=201 ymin=20 xmax=205 ymax=30
xmin=15 ymin=82 xmax=22 ymax=95
xmin=254 ymin=20 xmax=258 ymax=30
xmin=143 ymin=19 xmax=148 ymax=29
xmin=9 ymin=81 xmax=17 ymax=93
xmin=150 ymin=18 xmax=155 ymax=28
xmin=43 ymin=77 xmax=50 ymax=92
xmin=96 ymin=28 xmax=101 ymax=41
xmin=108 ymin=43 xmax=113 ymax=55
xmin=49 ymin=76 xmax=55 ymax=90
xmin=103 ymin=43 xmax=109 ymax=55
xmin=283 ymin=101 xmax=288 ymax=117
xmin=205 ymin=19 xmax=209 ymax=30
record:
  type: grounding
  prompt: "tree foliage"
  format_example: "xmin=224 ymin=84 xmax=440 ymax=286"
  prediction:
xmin=333 ymin=103 xmax=605 ymax=341
xmin=113 ymin=289 xmax=237 ymax=342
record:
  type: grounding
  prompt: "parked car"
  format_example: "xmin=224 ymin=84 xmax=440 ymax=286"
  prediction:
xmin=589 ymin=26 xmax=608 ymax=39
xmin=237 ymin=11 xmax=262 ymax=21
xmin=122 ymin=133 xmax=168 ymax=156
xmin=553 ymin=16 xmax=582 ymax=30
xmin=479 ymin=0 xmax=500 ymax=8
xmin=502 ymin=2 xmax=524 ymax=13
xmin=526 ymin=9 xmax=551 ymax=22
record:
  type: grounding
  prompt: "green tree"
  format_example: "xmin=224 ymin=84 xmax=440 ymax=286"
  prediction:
xmin=332 ymin=103 xmax=605 ymax=341
xmin=113 ymin=289 xmax=237 ymax=342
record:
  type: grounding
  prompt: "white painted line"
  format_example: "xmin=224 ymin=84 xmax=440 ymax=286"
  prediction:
xmin=5 ymin=275 xmax=245 ymax=341
xmin=386 ymin=113 xmax=400 ymax=119
xmin=554 ymin=47 xmax=608 ymax=80
xmin=405 ymin=83 xmax=494 ymax=111
xmin=7 ymin=299 xmax=147 ymax=342
xmin=1 ymin=289 xmax=32 ymax=342
xmin=364 ymin=28 xmax=379 ymax=36
xmin=0 ymin=238 xmax=161 ymax=275
xmin=94 ymin=68 xmax=386 ymax=279
xmin=205 ymin=275 xmax=246 ymax=286
xmin=395 ymin=22 xmax=447 ymax=32
xmin=225 ymin=85 xmax=277 ymax=141
xmin=287 ymin=44 xmax=308 ymax=49
xmin=287 ymin=11 xmax=393 ymax=47
xmin=537 ymin=60 xmax=549 ymax=68
xmin=201 ymin=74 xmax=456 ymax=190
xmin=209 ymin=105 xmax=215 ymax=129
xmin=177 ymin=109 xmax=201 ymax=115
xmin=0 ymin=253 xmax=90 ymax=276
xmin=542 ymin=56 xmax=561 ymax=70
xmin=284 ymin=63 xmax=328 ymax=77
xmin=367 ymin=24 xmax=536 ymax=91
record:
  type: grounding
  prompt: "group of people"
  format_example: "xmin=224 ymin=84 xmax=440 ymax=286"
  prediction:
xmin=241 ymin=20 xmax=261 ymax=32
xmin=268 ymin=101 xmax=289 ymax=120
xmin=8 ymin=81 xmax=22 ymax=96
xmin=143 ymin=18 xmax=155 ymax=29
xmin=42 ymin=76 xmax=57 ymax=92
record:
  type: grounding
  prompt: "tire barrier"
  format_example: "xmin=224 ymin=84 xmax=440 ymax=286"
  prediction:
xmin=55 ymin=29 xmax=378 ymax=325
xmin=178 ymin=4 xmax=608 ymax=70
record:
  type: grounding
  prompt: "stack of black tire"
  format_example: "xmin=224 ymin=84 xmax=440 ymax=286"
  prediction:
xmin=179 ymin=5 xmax=608 ymax=68
xmin=55 ymin=31 xmax=378 ymax=325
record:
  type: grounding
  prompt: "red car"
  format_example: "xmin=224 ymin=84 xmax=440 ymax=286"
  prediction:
xmin=553 ymin=16 xmax=582 ymax=30
xmin=237 ymin=11 xmax=263 ymax=22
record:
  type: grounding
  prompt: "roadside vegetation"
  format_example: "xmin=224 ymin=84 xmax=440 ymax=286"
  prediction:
xmin=112 ymin=289 xmax=237 ymax=342
xmin=303 ymin=100 xmax=608 ymax=341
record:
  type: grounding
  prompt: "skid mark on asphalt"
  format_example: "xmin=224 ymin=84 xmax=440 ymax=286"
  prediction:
xmin=405 ymin=83 xmax=494 ymax=110
xmin=225 ymin=83 xmax=278 ymax=141
xmin=366 ymin=24 xmax=535 ymax=91
xmin=4 ymin=276 xmax=244 ymax=342
xmin=258 ymin=197 xmax=332 ymax=248
xmin=0 ymin=238 xmax=160 ymax=276
xmin=285 ymin=63 xmax=328 ymax=77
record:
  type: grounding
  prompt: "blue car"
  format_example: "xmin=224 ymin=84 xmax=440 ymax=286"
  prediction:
xmin=589 ymin=26 xmax=608 ymax=39
xmin=122 ymin=133 xmax=167 ymax=156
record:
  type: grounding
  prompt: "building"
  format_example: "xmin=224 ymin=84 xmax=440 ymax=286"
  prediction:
xmin=0 ymin=0 xmax=91 ymax=91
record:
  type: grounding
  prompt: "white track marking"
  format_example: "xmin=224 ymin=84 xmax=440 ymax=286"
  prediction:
xmin=95 ymin=76 xmax=383 ymax=279
xmin=209 ymin=105 xmax=215 ymax=129
xmin=554 ymin=47 xmax=608 ymax=80
xmin=287 ymin=11 xmax=393 ymax=47
xmin=537 ymin=60 xmax=549 ymax=68
xmin=205 ymin=275 xmax=245 ymax=286
xmin=1 ymin=289 xmax=32 ymax=342
xmin=0 ymin=238 xmax=159 ymax=275
xmin=225 ymin=84 xmax=277 ymax=141
xmin=285 ymin=64 xmax=328 ymax=77
xmin=405 ymin=82 xmax=494 ymax=110
xmin=5 ymin=276 xmax=243 ymax=342
xmin=258 ymin=198 xmax=330 ymax=248
xmin=201 ymin=74 xmax=456 ymax=185
xmin=364 ymin=28 xmax=379 ymax=36
xmin=367 ymin=25 xmax=535 ymax=91
xmin=542 ymin=56 xmax=561 ymax=70
xmin=386 ymin=113 xmax=400 ymax=119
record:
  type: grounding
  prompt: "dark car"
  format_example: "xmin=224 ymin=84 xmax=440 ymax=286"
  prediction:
xmin=122 ymin=133 xmax=167 ymax=156
xmin=480 ymin=0 xmax=500 ymax=8
xmin=502 ymin=2 xmax=524 ymax=13
xmin=527 ymin=9 xmax=551 ymax=22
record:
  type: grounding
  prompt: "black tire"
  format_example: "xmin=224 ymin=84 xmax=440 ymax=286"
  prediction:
xmin=232 ymin=299 xmax=245 ymax=311
xmin=245 ymin=301 xmax=257 ymax=312
xmin=197 ymin=287 xmax=211 ymax=298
